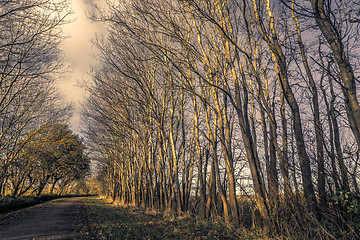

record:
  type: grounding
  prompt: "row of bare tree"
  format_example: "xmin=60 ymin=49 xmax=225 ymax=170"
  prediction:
xmin=0 ymin=1 xmax=72 ymax=196
xmin=83 ymin=0 xmax=360 ymax=237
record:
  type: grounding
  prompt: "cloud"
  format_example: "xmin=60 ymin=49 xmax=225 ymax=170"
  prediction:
xmin=58 ymin=0 xmax=105 ymax=133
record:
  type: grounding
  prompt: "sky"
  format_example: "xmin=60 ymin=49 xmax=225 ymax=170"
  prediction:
xmin=58 ymin=0 xmax=104 ymax=134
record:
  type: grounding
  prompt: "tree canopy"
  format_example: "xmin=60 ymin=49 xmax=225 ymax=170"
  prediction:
xmin=11 ymin=123 xmax=90 ymax=197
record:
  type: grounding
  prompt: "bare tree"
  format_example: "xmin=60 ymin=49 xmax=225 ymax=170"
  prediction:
xmin=0 ymin=0 xmax=72 ymax=195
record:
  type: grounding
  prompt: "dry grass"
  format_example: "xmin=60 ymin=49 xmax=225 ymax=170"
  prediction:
xmin=83 ymin=196 xmax=360 ymax=240
xmin=83 ymin=196 xmax=270 ymax=240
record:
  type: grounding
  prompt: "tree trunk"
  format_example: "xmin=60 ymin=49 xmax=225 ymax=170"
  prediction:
xmin=311 ymin=0 xmax=360 ymax=149
xmin=252 ymin=0 xmax=317 ymax=208
xmin=291 ymin=4 xmax=326 ymax=206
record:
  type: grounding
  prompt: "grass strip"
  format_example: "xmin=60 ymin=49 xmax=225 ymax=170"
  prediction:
xmin=84 ymin=196 xmax=268 ymax=240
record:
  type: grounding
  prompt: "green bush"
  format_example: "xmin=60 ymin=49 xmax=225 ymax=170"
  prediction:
xmin=330 ymin=191 xmax=360 ymax=238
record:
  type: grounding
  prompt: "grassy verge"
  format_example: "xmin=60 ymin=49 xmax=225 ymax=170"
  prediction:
xmin=0 ymin=196 xmax=74 ymax=226
xmin=84 ymin=196 xmax=267 ymax=240
xmin=0 ymin=194 xmax=95 ymax=214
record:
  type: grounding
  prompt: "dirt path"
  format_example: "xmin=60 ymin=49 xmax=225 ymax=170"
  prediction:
xmin=0 ymin=197 xmax=89 ymax=240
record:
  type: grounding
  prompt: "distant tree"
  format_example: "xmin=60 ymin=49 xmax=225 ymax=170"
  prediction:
xmin=12 ymin=123 xmax=90 ymax=196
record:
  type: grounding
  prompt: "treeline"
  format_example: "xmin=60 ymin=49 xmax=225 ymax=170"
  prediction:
xmin=0 ymin=1 xmax=89 ymax=197
xmin=83 ymin=0 xmax=360 ymax=238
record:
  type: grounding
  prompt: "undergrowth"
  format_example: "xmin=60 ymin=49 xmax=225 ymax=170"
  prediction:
xmin=84 ymin=196 xmax=269 ymax=240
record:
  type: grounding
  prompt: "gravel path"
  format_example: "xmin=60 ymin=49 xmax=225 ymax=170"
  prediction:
xmin=0 ymin=197 xmax=89 ymax=240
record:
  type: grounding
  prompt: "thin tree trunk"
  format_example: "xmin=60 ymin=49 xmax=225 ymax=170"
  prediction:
xmin=311 ymin=0 xmax=360 ymax=150
xmin=252 ymin=0 xmax=317 ymax=209
xmin=291 ymin=3 xmax=326 ymax=206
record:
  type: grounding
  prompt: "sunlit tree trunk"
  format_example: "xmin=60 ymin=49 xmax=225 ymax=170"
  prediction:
xmin=252 ymin=0 xmax=317 ymax=208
